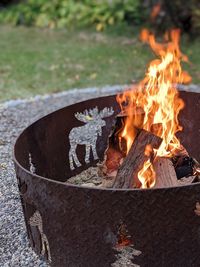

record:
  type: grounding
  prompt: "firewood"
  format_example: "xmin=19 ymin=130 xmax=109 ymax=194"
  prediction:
xmin=172 ymin=144 xmax=189 ymax=158
xmin=153 ymin=157 xmax=178 ymax=188
xmin=113 ymin=129 xmax=162 ymax=189
xmin=175 ymin=157 xmax=194 ymax=179
xmin=99 ymin=111 xmax=140 ymax=178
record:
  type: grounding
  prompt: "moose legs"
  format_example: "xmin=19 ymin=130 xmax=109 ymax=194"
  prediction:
xmin=41 ymin=233 xmax=51 ymax=262
xmin=91 ymin=142 xmax=98 ymax=160
xmin=69 ymin=141 xmax=99 ymax=170
xmin=85 ymin=144 xmax=91 ymax=163
xmin=69 ymin=144 xmax=81 ymax=170
xmin=85 ymin=143 xmax=98 ymax=163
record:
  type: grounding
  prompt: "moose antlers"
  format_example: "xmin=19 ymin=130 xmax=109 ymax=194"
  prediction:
xmin=99 ymin=107 xmax=114 ymax=118
xmin=75 ymin=107 xmax=114 ymax=123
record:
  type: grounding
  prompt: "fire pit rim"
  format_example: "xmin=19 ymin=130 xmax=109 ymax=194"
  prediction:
xmin=13 ymin=90 xmax=200 ymax=192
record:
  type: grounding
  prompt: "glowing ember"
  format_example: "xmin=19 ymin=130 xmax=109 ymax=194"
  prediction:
xmin=117 ymin=29 xmax=192 ymax=188
xmin=116 ymin=223 xmax=132 ymax=248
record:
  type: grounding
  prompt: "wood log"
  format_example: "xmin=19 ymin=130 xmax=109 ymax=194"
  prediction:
xmin=153 ymin=157 xmax=178 ymax=188
xmin=99 ymin=110 xmax=141 ymax=178
xmin=113 ymin=129 xmax=162 ymax=189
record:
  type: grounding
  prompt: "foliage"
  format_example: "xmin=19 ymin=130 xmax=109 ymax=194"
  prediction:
xmin=0 ymin=0 xmax=143 ymax=30
xmin=0 ymin=0 xmax=199 ymax=33
xmin=147 ymin=0 xmax=200 ymax=35
xmin=191 ymin=0 xmax=200 ymax=34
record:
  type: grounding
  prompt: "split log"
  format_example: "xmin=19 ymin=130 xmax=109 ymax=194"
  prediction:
xmin=113 ymin=129 xmax=162 ymax=189
xmin=153 ymin=157 xmax=178 ymax=188
xmin=99 ymin=109 xmax=142 ymax=179
xmin=175 ymin=158 xmax=194 ymax=179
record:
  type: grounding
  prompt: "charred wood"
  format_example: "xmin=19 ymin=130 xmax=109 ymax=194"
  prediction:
xmin=174 ymin=157 xmax=195 ymax=179
xmin=113 ymin=129 xmax=162 ymax=189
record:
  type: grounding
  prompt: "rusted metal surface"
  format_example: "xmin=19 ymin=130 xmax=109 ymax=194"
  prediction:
xmin=14 ymin=91 xmax=200 ymax=267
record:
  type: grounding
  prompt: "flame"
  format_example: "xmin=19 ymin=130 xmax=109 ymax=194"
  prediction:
xmin=117 ymin=29 xmax=191 ymax=188
xmin=150 ymin=3 xmax=161 ymax=21
xmin=138 ymin=159 xmax=156 ymax=188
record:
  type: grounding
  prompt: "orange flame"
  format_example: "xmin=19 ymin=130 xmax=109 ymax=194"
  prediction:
xmin=138 ymin=159 xmax=156 ymax=188
xmin=117 ymin=29 xmax=191 ymax=188
xmin=150 ymin=3 xmax=161 ymax=21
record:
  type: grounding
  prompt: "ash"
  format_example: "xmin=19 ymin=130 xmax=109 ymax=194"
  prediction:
xmin=66 ymin=166 xmax=115 ymax=188
xmin=66 ymin=167 xmax=102 ymax=187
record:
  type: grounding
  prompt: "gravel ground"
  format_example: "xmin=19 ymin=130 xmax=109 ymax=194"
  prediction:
xmin=0 ymin=84 xmax=199 ymax=267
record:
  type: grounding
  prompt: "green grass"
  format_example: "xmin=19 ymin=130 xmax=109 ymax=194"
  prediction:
xmin=0 ymin=25 xmax=199 ymax=102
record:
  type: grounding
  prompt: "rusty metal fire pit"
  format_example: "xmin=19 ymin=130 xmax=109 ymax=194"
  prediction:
xmin=14 ymin=90 xmax=200 ymax=267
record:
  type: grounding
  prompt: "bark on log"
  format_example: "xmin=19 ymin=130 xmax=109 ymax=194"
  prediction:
xmin=113 ymin=129 xmax=162 ymax=189
xmin=154 ymin=157 xmax=178 ymax=188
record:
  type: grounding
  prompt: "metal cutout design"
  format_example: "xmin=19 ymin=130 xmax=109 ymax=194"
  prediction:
xmin=29 ymin=211 xmax=52 ymax=262
xmin=113 ymin=222 xmax=142 ymax=267
xmin=29 ymin=153 xmax=36 ymax=174
xmin=112 ymin=245 xmax=142 ymax=267
xmin=69 ymin=106 xmax=114 ymax=170
xmin=195 ymin=202 xmax=200 ymax=216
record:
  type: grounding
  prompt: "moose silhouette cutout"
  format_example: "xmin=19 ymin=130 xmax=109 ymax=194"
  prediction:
xmin=69 ymin=106 xmax=114 ymax=170
xmin=29 ymin=211 xmax=51 ymax=262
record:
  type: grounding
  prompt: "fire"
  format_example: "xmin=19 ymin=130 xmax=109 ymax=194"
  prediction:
xmin=138 ymin=159 xmax=156 ymax=188
xmin=117 ymin=29 xmax=191 ymax=188
xmin=150 ymin=3 xmax=161 ymax=21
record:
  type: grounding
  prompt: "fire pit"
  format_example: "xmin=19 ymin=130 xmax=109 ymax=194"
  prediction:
xmin=14 ymin=28 xmax=200 ymax=266
xmin=14 ymin=89 xmax=200 ymax=267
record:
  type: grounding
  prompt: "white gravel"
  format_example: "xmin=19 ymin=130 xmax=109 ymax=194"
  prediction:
xmin=0 ymin=84 xmax=199 ymax=267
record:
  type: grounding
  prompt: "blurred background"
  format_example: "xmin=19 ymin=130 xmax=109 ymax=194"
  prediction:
xmin=0 ymin=0 xmax=199 ymax=102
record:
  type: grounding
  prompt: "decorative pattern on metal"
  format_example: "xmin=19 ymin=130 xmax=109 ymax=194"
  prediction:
xmin=29 ymin=153 xmax=36 ymax=174
xmin=69 ymin=106 xmax=114 ymax=170
xmin=195 ymin=202 xmax=200 ymax=216
xmin=29 ymin=211 xmax=51 ymax=262
xmin=112 ymin=246 xmax=142 ymax=267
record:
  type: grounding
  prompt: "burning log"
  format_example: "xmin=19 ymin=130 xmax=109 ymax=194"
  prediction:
xmin=113 ymin=129 xmax=162 ymax=189
xmin=99 ymin=111 xmax=140 ymax=179
xmin=100 ymin=111 xmax=197 ymax=189
xmin=175 ymin=157 xmax=194 ymax=179
xmin=153 ymin=158 xmax=178 ymax=188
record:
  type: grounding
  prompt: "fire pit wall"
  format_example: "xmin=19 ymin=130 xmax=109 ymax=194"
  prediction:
xmin=14 ymin=90 xmax=200 ymax=267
